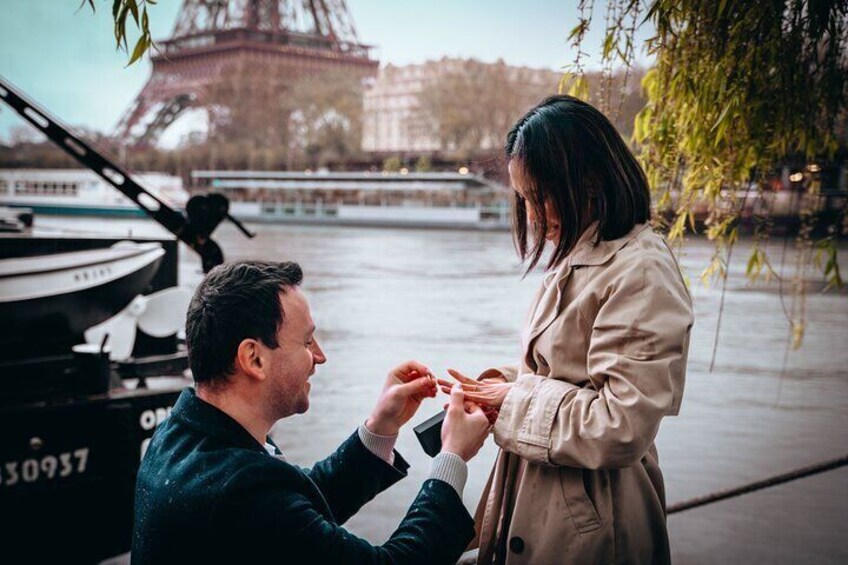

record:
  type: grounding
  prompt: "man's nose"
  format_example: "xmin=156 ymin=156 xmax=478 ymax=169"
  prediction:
xmin=312 ymin=340 xmax=327 ymax=364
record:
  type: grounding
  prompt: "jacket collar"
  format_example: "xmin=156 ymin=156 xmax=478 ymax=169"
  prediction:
xmin=524 ymin=222 xmax=651 ymax=354
xmin=171 ymin=387 xmax=269 ymax=454
xmin=567 ymin=222 xmax=651 ymax=267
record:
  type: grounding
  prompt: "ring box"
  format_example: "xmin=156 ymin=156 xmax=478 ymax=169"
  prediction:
xmin=413 ymin=410 xmax=446 ymax=458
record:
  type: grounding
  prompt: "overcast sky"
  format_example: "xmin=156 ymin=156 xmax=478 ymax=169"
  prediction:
xmin=0 ymin=0 xmax=653 ymax=143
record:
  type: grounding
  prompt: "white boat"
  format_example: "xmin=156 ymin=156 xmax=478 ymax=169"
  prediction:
xmin=0 ymin=169 xmax=188 ymax=217
xmin=191 ymin=170 xmax=512 ymax=229
xmin=0 ymin=241 xmax=165 ymax=357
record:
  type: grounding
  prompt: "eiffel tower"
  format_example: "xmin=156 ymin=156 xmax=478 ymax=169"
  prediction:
xmin=114 ymin=0 xmax=378 ymax=146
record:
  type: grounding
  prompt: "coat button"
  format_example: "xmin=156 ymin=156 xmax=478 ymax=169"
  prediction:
xmin=509 ymin=536 xmax=525 ymax=554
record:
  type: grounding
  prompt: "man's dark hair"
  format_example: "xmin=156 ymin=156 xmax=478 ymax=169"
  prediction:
xmin=185 ymin=260 xmax=303 ymax=385
xmin=506 ymin=94 xmax=651 ymax=272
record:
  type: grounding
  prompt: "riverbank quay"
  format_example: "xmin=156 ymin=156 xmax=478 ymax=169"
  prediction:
xmin=44 ymin=217 xmax=844 ymax=564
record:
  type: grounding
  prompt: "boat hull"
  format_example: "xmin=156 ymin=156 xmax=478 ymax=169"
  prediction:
xmin=1 ymin=201 xmax=147 ymax=217
xmin=229 ymin=201 xmax=510 ymax=230
xmin=1 ymin=387 xmax=184 ymax=562
xmin=0 ymin=244 xmax=164 ymax=359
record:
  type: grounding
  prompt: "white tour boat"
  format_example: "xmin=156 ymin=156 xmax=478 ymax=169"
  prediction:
xmin=0 ymin=169 xmax=188 ymax=217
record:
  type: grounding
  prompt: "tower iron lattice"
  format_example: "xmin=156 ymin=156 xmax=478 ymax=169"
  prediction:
xmin=114 ymin=0 xmax=377 ymax=146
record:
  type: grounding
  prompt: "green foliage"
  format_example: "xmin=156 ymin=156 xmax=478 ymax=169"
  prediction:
xmin=815 ymin=237 xmax=844 ymax=291
xmin=414 ymin=155 xmax=432 ymax=173
xmin=569 ymin=0 xmax=848 ymax=347
xmin=382 ymin=156 xmax=402 ymax=173
xmin=559 ymin=74 xmax=589 ymax=101
xmin=83 ymin=0 xmax=157 ymax=66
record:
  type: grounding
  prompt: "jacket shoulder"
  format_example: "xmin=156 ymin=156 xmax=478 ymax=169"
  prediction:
xmin=585 ymin=228 xmax=691 ymax=312
xmin=607 ymin=228 xmax=683 ymax=280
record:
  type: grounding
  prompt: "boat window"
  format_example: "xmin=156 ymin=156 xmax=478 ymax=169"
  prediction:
xmin=11 ymin=180 xmax=80 ymax=196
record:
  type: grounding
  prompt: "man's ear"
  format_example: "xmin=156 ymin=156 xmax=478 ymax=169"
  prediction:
xmin=235 ymin=339 xmax=266 ymax=382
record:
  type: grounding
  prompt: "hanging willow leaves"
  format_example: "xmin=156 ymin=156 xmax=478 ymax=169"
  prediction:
xmin=83 ymin=0 xmax=157 ymax=66
xmin=568 ymin=0 xmax=848 ymax=349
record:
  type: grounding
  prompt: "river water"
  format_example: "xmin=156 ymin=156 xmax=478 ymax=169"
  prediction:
xmin=39 ymin=217 xmax=847 ymax=564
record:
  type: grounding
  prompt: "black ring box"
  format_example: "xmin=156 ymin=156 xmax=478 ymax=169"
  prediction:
xmin=413 ymin=409 xmax=446 ymax=457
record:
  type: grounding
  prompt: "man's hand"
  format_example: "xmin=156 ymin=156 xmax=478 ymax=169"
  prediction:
xmin=438 ymin=368 xmax=513 ymax=410
xmin=366 ymin=360 xmax=437 ymax=436
xmin=441 ymin=385 xmax=491 ymax=462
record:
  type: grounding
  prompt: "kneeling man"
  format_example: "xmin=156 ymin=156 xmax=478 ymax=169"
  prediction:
xmin=132 ymin=260 xmax=489 ymax=564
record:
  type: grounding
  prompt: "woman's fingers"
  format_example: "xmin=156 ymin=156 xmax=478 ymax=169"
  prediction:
xmin=444 ymin=388 xmax=494 ymax=405
xmin=437 ymin=377 xmax=482 ymax=391
xmin=437 ymin=378 xmax=473 ymax=393
xmin=439 ymin=385 xmax=488 ymax=402
xmin=437 ymin=382 xmax=485 ymax=396
xmin=437 ymin=381 xmax=476 ymax=392
xmin=446 ymin=368 xmax=477 ymax=385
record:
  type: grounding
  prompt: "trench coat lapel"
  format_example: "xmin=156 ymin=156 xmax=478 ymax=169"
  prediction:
xmin=522 ymin=223 xmax=651 ymax=370
xmin=521 ymin=222 xmax=599 ymax=361
xmin=524 ymin=263 xmax=573 ymax=348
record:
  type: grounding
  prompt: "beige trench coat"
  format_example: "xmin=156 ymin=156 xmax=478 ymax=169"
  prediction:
xmin=475 ymin=223 xmax=694 ymax=565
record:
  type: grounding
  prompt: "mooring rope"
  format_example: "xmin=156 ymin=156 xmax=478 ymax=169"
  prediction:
xmin=667 ymin=453 xmax=848 ymax=514
xmin=455 ymin=454 xmax=848 ymax=563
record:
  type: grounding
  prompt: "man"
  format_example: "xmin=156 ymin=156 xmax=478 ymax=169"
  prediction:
xmin=132 ymin=260 xmax=490 ymax=564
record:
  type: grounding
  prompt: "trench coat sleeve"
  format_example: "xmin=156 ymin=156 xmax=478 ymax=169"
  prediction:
xmin=217 ymin=467 xmax=475 ymax=564
xmin=493 ymin=253 xmax=692 ymax=469
xmin=478 ymin=365 xmax=519 ymax=382
xmin=307 ymin=430 xmax=409 ymax=524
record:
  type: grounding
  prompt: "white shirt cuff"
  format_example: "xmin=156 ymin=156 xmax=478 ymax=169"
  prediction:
xmin=428 ymin=451 xmax=468 ymax=498
xmin=358 ymin=423 xmax=397 ymax=465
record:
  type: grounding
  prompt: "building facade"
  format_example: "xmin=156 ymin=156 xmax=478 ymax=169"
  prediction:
xmin=362 ymin=58 xmax=561 ymax=154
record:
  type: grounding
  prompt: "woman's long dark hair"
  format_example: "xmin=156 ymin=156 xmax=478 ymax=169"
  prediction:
xmin=506 ymin=95 xmax=651 ymax=272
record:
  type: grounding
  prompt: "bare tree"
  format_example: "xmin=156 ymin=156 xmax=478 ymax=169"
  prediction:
xmin=417 ymin=59 xmax=559 ymax=158
xmin=285 ymin=69 xmax=365 ymax=168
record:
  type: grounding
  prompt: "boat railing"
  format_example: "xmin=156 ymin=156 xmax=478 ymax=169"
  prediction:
xmin=255 ymin=200 xmax=512 ymax=217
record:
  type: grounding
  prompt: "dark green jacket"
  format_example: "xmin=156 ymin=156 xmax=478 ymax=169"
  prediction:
xmin=131 ymin=389 xmax=474 ymax=564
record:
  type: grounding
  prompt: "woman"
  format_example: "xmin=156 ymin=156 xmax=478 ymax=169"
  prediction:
xmin=440 ymin=95 xmax=693 ymax=564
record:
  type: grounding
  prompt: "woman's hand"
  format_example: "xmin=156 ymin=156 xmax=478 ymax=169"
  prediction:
xmin=366 ymin=361 xmax=437 ymax=436
xmin=438 ymin=368 xmax=513 ymax=410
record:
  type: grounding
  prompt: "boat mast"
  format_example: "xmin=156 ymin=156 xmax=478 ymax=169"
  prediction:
xmin=0 ymin=76 xmax=254 ymax=272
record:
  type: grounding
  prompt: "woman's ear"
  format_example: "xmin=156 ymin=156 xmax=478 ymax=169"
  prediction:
xmin=235 ymin=339 xmax=266 ymax=382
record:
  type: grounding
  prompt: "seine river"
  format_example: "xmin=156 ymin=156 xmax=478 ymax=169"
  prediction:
xmin=38 ymin=217 xmax=847 ymax=564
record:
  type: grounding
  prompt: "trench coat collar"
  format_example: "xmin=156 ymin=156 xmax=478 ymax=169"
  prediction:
xmin=171 ymin=387 xmax=273 ymax=454
xmin=525 ymin=222 xmax=651 ymax=349
xmin=568 ymin=222 xmax=651 ymax=267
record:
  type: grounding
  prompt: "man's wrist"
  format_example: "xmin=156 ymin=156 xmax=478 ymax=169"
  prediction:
xmin=365 ymin=414 xmax=399 ymax=437
xmin=358 ymin=422 xmax=397 ymax=464
xmin=429 ymin=452 xmax=468 ymax=497
xmin=440 ymin=444 xmax=468 ymax=462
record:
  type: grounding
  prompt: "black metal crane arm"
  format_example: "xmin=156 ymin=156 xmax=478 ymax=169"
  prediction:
xmin=0 ymin=76 xmax=253 ymax=272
